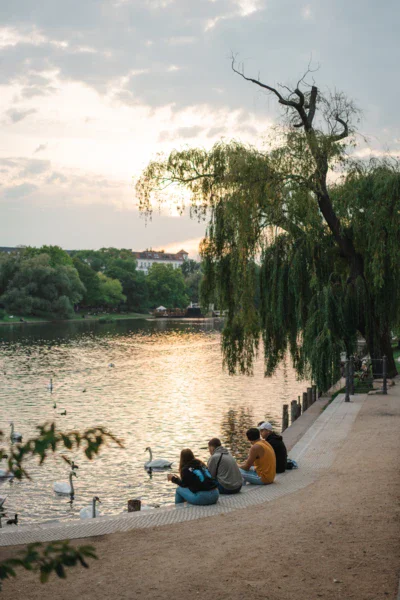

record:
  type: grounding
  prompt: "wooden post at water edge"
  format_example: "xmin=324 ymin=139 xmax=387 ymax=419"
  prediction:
xmin=128 ymin=499 xmax=141 ymax=512
xmin=290 ymin=400 xmax=298 ymax=424
xmin=302 ymin=391 xmax=308 ymax=412
xmin=282 ymin=404 xmax=289 ymax=432
xmin=312 ymin=384 xmax=317 ymax=404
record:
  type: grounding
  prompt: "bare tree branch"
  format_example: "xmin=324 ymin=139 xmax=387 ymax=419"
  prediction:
xmin=331 ymin=114 xmax=349 ymax=141
xmin=231 ymin=55 xmax=299 ymax=109
xmin=306 ymin=86 xmax=318 ymax=127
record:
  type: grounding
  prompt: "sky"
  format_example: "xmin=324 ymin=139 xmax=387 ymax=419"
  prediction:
xmin=0 ymin=0 xmax=399 ymax=256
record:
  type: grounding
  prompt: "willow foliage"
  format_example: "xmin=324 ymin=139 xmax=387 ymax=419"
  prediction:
xmin=137 ymin=75 xmax=400 ymax=390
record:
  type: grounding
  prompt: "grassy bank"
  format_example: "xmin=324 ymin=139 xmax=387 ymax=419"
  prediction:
xmin=0 ymin=311 xmax=153 ymax=326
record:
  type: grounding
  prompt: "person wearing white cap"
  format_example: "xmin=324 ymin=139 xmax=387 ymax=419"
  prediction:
xmin=258 ymin=421 xmax=288 ymax=473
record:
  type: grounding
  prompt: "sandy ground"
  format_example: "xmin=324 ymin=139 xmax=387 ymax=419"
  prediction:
xmin=1 ymin=392 xmax=399 ymax=600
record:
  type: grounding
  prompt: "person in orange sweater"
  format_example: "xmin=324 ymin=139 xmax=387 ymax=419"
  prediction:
xmin=238 ymin=427 xmax=276 ymax=485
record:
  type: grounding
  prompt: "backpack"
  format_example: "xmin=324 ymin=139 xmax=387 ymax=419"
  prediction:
xmin=191 ymin=466 xmax=217 ymax=490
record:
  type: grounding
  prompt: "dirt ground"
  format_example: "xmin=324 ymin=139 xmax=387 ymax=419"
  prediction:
xmin=1 ymin=393 xmax=399 ymax=600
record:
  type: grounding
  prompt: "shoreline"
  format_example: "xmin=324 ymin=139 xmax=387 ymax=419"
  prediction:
xmin=0 ymin=313 xmax=154 ymax=327
xmin=0 ymin=314 xmax=224 ymax=328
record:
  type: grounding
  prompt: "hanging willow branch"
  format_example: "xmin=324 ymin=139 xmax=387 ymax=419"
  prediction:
xmin=137 ymin=69 xmax=400 ymax=387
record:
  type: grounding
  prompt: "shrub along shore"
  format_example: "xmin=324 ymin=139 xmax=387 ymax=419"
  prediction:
xmin=0 ymin=246 xmax=203 ymax=322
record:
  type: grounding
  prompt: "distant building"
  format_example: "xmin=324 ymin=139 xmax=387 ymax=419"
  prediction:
xmin=0 ymin=247 xmax=22 ymax=254
xmin=132 ymin=249 xmax=189 ymax=275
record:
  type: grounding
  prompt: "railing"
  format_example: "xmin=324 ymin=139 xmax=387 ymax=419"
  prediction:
xmin=280 ymin=355 xmax=389 ymax=432
xmin=344 ymin=355 xmax=388 ymax=402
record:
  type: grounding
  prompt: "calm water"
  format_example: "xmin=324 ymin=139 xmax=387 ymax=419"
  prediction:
xmin=0 ymin=318 xmax=309 ymax=524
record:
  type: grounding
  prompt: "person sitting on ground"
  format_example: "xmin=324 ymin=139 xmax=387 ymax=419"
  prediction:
xmin=167 ymin=448 xmax=219 ymax=506
xmin=207 ymin=438 xmax=242 ymax=495
xmin=257 ymin=421 xmax=287 ymax=474
xmin=238 ymin=427 xmax=276 ymax=485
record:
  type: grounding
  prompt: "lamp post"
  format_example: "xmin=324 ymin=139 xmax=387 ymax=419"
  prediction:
xmin=345 ymin=358 xmax=351 ymax=402
xmin=382 ymin=355 xmax=388 ymax=395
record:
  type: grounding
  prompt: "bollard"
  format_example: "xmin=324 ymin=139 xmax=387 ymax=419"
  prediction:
xmin=290 ymin=400 xmax=298 ymax=424
xmin=382 ymin=355 xmax=388 ymax=395
xmin=128 ymin=499 xmax=141 ymax=512
xmin=350 ymin=356 xmax=355 ymax=395
xmin=302 ymin=391 xmax=308 ymax=412
xmin=312 ymin=384 xmax=317 ymax=404
xmin=282 ymin=404 xmax=289 ymax=432
xmin=307 ymin=387 xmax=312 ymax=408
xmin=298 ymin=396 xmax=302 ymax=417
xmin=345 ymin=358 xmax=350 ymax=402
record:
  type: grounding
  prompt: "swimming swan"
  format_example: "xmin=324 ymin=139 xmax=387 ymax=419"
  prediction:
xmin=10 ymin=422 xmax=22 ymax=443
xmin=54 ymin=471 xmax=77 ymax=496
xmin=144 ymin=447 xmax=173 ymax=469
xmin=80 ymin=496 xmax=101 ymax=519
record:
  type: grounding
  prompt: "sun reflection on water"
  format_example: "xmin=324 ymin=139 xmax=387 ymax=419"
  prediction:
xmin=0 ymin=319 xmax=309 ymax=524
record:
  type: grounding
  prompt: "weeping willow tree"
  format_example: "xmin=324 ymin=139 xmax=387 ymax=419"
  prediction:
xmin=137 ymin=62 xmax=400 ymax=390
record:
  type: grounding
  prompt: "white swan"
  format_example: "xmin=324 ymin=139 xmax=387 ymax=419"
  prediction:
xmin=0 ymin=497 xmax=6 ymax=509
xmin=80 ymin=496 xmax=101 ymax=519
xmin=144 ymin=447 xmax=173 ymax=469
xmin=54 ymin=471 xmax=77 ymax=496
xmin=10 ymin=422 xmax=22 ymax=443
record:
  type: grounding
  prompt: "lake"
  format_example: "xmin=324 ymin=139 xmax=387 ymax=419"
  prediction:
xmin=0 ymin=318 xmax=309 ymax=524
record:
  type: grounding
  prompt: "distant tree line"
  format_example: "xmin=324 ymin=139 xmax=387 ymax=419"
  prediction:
xmin=0 ymin=246 xmax=204 ymax=320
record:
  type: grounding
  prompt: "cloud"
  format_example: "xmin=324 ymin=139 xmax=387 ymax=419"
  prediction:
xmin=46 ymin=171 xmax=68 ymax=184
xmin=156 ymin=108 xmax=268 ymax=145
xmin=0 ymin=156 xmax=133 ymax=209
xmin=0 ymin=156 xmax=206 ymax=253
xmin=2 ymin=183 xmax=38 ymax=199
xmin=19 ymin=159 xmax=51 ymax=176
xmin=301 ymin=4 xmax=313 ymax=20
xmin=158 ymin=125 xmax=205 ymax=142
xmin=34 ymin=143 xmax=47 ymax=154
xmin=6 ymin=108 xmax=37 ymax=123
xmin=163 ymin=237 xmax=202 ymax=258
xmin=166 ymin=36 xmax=196 ymax=45
xmin=0 ymin=0 xmax=399 ymax=251
xmin=0 ymin=157 xmax=51 ymax=179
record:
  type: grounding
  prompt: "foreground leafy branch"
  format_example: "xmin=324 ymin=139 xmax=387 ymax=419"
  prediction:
xmin=0 ymin=541 xmax=97 ymax=590
xmin=0 ymin=423 xmax=123 ymax=592
xmin=0 ymin=422 xmax=124 ymax=480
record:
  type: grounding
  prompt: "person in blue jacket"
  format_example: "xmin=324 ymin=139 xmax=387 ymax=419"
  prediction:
xmin=167 ymin=448 xmax=219 ymax=506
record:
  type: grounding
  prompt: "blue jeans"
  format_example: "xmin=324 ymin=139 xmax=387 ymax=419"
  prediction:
xmin=175 ymin=487 xmax=219 ymax=505
xmin=217 ymin=482 xmax=242 ymax=495
xmin=239 ymin=467 xmax=266 ymax=485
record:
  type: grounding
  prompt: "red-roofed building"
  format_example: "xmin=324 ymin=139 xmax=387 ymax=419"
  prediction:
xmin=132 ymin=249 xmax=188 ymax=275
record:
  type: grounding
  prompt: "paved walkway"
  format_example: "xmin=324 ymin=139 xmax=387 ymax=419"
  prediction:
xmin=0 ymin=392 xmax=363 ymax=547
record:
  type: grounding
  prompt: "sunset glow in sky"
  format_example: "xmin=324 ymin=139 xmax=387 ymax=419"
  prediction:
xmin=1 ymin=0 xmax=399 ymax=255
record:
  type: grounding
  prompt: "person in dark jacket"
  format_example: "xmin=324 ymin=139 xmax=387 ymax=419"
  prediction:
xmin=167 ymin=448 xmax=219 ymax=505
xmin=258 ymin=422 xmax=287 ymax=473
